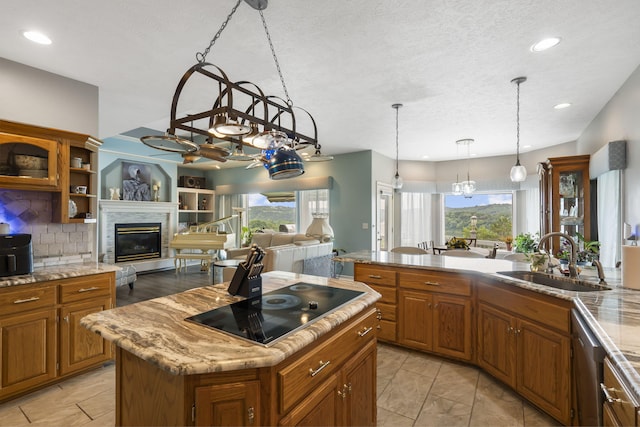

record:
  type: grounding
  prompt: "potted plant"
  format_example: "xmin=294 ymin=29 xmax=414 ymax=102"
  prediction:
xmin=241 ymin=226 xmax=255 ymax=247
xmin=526 ymin=252 xmax=548 ymax=272
xmin=556 ymin=250 xmax=571 ymax=265
xmin=575 ymin=232 xmax=600 ymax=265
xmin=503 ymin=236 xmax=513 ymax=251
xmin=446 ymin=237 xmax=470 ymax=250
xmin=513 ymin=232 xmax=539 ymax=254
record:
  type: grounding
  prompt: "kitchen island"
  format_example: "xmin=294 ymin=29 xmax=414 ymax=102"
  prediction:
xmin=336 ymin=250 xmax=640 ymax=426
xmin=81 ymin=271 xmax=380 ymax=426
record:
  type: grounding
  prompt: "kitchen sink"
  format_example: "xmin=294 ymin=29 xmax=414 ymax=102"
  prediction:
xmin=496 ymin=271 xmax=611 ymax=292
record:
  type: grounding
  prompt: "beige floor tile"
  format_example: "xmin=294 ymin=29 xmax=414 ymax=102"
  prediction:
xmin=377 ymin=344 xmax=410 ymax=381
xmin=376 ymin=406 xmax=415 ymax=426
xmin=56 ymin=365 xmax=116 ymax=406
xmin=414 ymin=394 xmax=473 ymax=427
xmin=26 ymin=402 xmax=92 ymax=426
xmin=400 ymin=350 xmax=443 ymax=378
xmin=428 ymin=361 xmax=480 ymax=406
xmin=523 ymin=403 xmax=562 ymax=426
xmin=377 ymin=368 xmax=435 ymax=420
xmin=77 ymin=389 xmax=115 ymax=420
xmin=377 ymin=374 xmax=392 ymax=399
xmin=0 ymin=405 xmax=29 ymax=426
xmin=84 ymin=409 xmax=115 ymax=426
xmin=469 ymin=408 xmax=525 ymax=427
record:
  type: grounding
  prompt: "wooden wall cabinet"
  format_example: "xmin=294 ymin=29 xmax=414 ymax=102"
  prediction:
xmin=538 ymin=155 xmax=591 ymax=254
xmin=398 ymin=270 xmax=473 ymax=362
xmin=0 ymin=272 xmax=115 ymax=403
xmin=477 ymin=280 xmax=572 ymax=425
xmin=0 ymin=120 xmax=101 ymax=224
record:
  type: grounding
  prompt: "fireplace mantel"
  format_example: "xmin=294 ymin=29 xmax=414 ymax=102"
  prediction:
xmin=99 ymin=200 xmax=178 ymax=272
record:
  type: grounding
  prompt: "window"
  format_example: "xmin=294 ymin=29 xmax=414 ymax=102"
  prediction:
xmin=400 ymin=192 xmax=432 ymax=247
xmin=444 ymin=193 xmax=513 ymax=246
xmin=247 ymin=193 xmax=296 ymax=232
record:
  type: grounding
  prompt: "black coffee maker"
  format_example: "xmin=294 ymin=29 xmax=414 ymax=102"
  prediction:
xmin=0 ymin=234 xmax=33 ymax=277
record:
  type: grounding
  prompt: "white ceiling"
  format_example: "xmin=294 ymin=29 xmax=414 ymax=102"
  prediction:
xmin=2 ymin=0 xmax=640 ymax=166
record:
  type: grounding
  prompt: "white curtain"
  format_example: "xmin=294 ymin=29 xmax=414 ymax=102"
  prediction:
xmin=298 ymin=189 xmax=330 ymax=234
xmin=400 ymin=193 xmax=432 ymax=247
xmin=597 ymin=170 xmax=621 ymax=268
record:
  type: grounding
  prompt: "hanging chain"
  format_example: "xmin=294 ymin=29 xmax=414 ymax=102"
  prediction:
xmin=516 ymin=80 xmax=521 ymax=162
xmin=196 ymin=0 xmax=243 ymax=64
xmin=259 ymin=9 xmax=293 ymax=106
xmin=395 ymin=106 xmax=400 ymax=173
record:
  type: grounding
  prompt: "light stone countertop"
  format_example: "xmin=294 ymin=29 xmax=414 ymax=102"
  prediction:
xmin=81 ymin=271 xmax=380 ymax=376
xmin=0 ymin=262 xmax=121 ymax=289
xmin=335 ymin=250 xmax=640 ymax=402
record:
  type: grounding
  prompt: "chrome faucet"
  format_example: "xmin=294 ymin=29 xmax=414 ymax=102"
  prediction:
xmin=591 ymin=259 xmax=606 ymax=283
xmin=538 ymin=232 xmax=578 ymax=278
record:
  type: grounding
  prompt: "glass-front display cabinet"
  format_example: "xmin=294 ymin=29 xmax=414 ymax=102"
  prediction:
xmin=538 ymin=155 xmax=591 ymax=255
xmin=0 ymin=132 xmax=59 ymax=190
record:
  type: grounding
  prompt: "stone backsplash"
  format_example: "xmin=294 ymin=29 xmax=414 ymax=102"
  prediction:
xmin=0 ymin=189 xmax=94 ymax=267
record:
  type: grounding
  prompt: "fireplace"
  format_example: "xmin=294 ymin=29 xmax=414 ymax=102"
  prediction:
xmin=114 ymin=223 xmax=161 ymax=263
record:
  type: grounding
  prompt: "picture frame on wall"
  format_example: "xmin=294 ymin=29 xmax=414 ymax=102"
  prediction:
xmin=122 ymin=162 xmax=152 ymax=201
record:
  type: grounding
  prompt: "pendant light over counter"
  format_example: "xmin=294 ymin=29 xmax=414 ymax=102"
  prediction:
xmin=391 ymin=103 xmax=403 ymax=190
xmin=510 ymin=76 xmax=528 ymax=182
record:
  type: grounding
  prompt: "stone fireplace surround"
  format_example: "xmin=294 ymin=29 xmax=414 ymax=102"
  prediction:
xmin=99 ymin=200 xmax=177 ymax=272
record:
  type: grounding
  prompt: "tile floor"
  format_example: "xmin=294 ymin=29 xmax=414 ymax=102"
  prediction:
xmin=0 ymin=342 xmax=560 ymax=426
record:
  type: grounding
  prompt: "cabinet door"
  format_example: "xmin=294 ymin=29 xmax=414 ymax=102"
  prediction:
xmin=279 ymin=374 xmax=340 ymax=427
xmin=477 ymin=303 xmax=515 ymax=387
xmin=0 ymin=309 xmax=57 ymax=399
xmin=195 ymin=380 xmax=260 ymax=427
xmin=516 ymin=318 xmax=571 ymax=424
xmin=341 ymin=339 xmax=376 ymax=427
xmin=0 ymin=132 xmax=59 ymax=190
xmin=398 ymin=289 xmax=432 ymax=351
xmin=432 ymin=294 xmax=472 ymax=361
xmin=59 ymin=298 xmax=113 ymax=376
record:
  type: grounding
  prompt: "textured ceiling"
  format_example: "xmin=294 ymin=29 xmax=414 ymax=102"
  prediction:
xmin=2 ymin=0 xmax=639 ymax=167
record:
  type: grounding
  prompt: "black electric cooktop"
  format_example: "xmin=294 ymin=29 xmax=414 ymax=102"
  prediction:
xmin=185 ymin=283 xmax=365 ymax=346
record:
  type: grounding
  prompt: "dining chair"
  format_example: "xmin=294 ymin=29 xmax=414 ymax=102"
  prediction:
xmin=390 ymin=246 xmax=429 ymax=255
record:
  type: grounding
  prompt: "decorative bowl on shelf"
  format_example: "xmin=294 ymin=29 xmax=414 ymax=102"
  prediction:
xmin=13 ymin=154 xmax=47 ymax=170
xmin=68 ymin=200 xmax=77 ymax=218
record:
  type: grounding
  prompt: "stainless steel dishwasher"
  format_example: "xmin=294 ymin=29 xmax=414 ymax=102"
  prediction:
xmin=571 ymin=308 xmax=606 ymax=426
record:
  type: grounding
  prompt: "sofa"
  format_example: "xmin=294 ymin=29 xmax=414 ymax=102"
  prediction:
xmin=225 ymin=231 xmax=333 ymax=275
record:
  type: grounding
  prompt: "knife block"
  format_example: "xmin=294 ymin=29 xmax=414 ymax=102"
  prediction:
xmin=227 ymin=263 xmax=262 ymax=298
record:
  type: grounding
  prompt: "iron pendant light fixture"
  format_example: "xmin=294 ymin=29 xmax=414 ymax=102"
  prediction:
xmin=392 ymin=103 xmax=403 ymax=190
xmin=510 ymin=76 xmax=528 ymax=182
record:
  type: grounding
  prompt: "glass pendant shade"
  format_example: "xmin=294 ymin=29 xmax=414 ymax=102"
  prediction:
xmin=392 ymin=172 xmax=403 ymax=190
xmin=452 ymin=181 xmax=463 ymax=195
xmin=510 ymin=162 xmax=527 ymax=182
xmin=462 ymin=180 xmax=476 ymax=198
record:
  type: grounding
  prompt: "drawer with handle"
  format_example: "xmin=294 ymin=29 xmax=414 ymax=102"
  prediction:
xmin=354 ymin=266 xmax=396 ymax=287
xmin=602 ymin=357 xmax=639 ymax=427
xmin=59 ymin=274 xmax=113 ymax=304
xmin=0 ymin=284 xmax=56 ymax=316
xmin=399 ymin=271 xmax=471 ymax=296
xmin=277 ymin=307 xmax=377 ymax=414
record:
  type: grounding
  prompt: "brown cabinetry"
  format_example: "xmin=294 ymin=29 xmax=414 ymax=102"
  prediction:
xmin=0 ymin=272 xmax=115 ymax=403
xmin=398 ymin=270 xmax=473 ymax=361
xmin=354 ymin=264 xmax=397 ymax=342
xmin=538 ymin=155 xmax=591 ymax=254
xmin=0 ymin=120 xmax=101 ymax=224
xmin=602 ymin=357 xmax=639 ymax=426
xmin=477 ymin=280 xmax=572 ymax=425
xmin=115 ymin=306 xmax=377 ymax=426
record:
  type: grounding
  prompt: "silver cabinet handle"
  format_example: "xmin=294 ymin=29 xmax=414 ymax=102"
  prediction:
xmin=425 ymin=281 xmax=440 ymax=286
xmin=358 ymin=326 xmax=373 ymax=337
xmin=368 ymin=274 xmax=382 ymax=279
xmin=309 ymin=360 xmax=331 ymax=377
xmin=13 ymin=296 xmax=40 ymax=304
xmin=78 ymin=286 xmax=100 ymax=293
xmin=600 ymin=383 xmax=622 ymax=403
xmin=248 ymin=407 xmax=255 ymax=424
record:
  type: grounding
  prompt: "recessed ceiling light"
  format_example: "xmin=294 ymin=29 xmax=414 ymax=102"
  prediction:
xmin=23 ymin=30 xmax=52 ymax=45
xmin=530 ymin=37 xmax=560 ymax=52
xmin=523 ymin=145 xmax=532 ymax=149
xmin=554 ymin=102 xmax=572 ymax=109
xmin=422 ymin=155 xmax=429 ymax=159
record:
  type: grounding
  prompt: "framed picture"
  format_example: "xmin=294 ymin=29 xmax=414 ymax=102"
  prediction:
xmin=122 ymin=162 xmax=152 ymax=201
